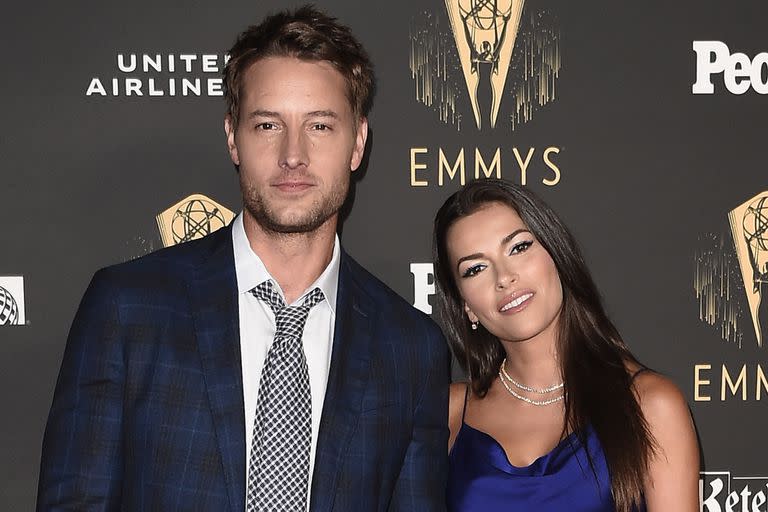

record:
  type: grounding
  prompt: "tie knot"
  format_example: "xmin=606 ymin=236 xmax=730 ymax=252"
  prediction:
xmin=251 ymin=281 xmax=325 ymax=339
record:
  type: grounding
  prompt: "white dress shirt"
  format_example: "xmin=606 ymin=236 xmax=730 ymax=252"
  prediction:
xmin=232 ymin=213 xmax=339 ymax=511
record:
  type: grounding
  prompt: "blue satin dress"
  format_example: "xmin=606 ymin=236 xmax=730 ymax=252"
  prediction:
xmin=448 ymin=418 xmax=644 ymax=511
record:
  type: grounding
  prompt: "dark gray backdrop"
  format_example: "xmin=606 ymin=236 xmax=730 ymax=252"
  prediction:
xmin=1 ymin=1 xmax=766 ymax=509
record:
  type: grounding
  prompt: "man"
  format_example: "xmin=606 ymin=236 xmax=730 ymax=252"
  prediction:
xmin=37 ymin=6 xmax=449 ymax=511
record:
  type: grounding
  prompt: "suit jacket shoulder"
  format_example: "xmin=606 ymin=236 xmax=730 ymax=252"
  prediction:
xmin=85 ymin=225 xmax=233 ymax=309
xmin=339 ymin=250 xmax=443 ymax=339
xmin=39 ymin=225 xmax=243 ymax=512
xmin=94 ymin=225 xmax=230 ymax=280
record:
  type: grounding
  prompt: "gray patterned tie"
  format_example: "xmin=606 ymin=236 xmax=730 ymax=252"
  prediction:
xmin=247 ymin=280 xmax=325 ymax=512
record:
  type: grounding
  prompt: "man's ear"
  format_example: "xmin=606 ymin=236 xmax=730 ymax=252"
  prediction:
xmin=224 ymin=115 xmax=240 ymax=166
xmin=350 ymin=117 xmax=368 ymax=172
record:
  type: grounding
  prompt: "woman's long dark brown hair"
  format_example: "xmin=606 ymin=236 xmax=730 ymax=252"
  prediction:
xmin=433 ymin=179 xmax=655 ymax=511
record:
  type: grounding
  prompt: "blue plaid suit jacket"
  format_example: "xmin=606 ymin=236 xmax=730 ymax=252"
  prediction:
xmin=37 ymin=226 xmax=449 ymax=511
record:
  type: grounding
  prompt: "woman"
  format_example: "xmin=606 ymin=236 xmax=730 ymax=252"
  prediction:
xmin=433 ymin=179 xmax=699 ymax=511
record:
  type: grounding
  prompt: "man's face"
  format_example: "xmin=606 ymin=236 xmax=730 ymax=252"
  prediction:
xmin=225 ymin=56 xmax=367 ymax=234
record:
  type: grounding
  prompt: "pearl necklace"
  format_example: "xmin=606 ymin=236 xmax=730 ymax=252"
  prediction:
xmin=498 ymin=359 xmax=565 ymax=406
xmin=500 ymin=358 xmax=564 ymax=394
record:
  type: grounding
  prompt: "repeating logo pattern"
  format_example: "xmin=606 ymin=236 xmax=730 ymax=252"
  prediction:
xmin=694 ymin=191 xmax=768 ymax=348
xmin=700 ymin=471 xmax=768 ymax=511
xmin=693 ymin=41 xmax=768 ymax=95
xmin=156 ymin=194 xmax=235 ymax=248
xmin=86 ymin=53 xmax=228 ymax=98
xmin=0 ymin=276 xmax=25 ymax=326
xmin=729 ymin=192 xmax=768 ymax=347
xmin=409 ymin=1 xmax=560 ymax=131
xmin=445 ymin=0 xmax=525 ymax=129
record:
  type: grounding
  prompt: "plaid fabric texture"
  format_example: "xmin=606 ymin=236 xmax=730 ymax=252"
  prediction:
xmin=37 ymin=229 xmax=450 ymax=512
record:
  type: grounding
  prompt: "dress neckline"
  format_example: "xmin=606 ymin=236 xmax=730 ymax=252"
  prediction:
xmin=455 ymin=421 xmax=586 ymax=476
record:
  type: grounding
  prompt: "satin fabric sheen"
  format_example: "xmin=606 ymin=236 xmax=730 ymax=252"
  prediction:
xmin=448 ymin=422 xmax=645 ymax=511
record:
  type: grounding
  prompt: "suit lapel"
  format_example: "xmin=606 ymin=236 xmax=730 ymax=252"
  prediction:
xmin=310 ymin=252 xmax=374 ymax=512
xmin=189 ymin=226 xmax=245 ymax=512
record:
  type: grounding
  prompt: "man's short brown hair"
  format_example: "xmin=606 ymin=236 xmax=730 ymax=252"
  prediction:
xmin=223 ymin=5 xmax=376 ymax=130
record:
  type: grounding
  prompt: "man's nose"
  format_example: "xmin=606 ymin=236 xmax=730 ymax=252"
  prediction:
xmin=279 ymin=128 xmax=309 ymax=169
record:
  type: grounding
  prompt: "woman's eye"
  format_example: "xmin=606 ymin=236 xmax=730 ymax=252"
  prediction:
xmin=461 ymin=264 xmax=486 ymax=278
xmin=509 ymin=240 xmax=533 ymax=254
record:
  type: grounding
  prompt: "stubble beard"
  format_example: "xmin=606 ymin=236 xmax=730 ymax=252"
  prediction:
xmin=241 ymin=176 xmax=349 ymax=235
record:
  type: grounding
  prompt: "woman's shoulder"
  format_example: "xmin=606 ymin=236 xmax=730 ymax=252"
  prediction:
xmin=449 ymin=382 xmax=469 ymax=418
xmin=627 ymin=366 xmax=691 ymax=431
xmin=625 ymin=368 xmax=700 ymax=508
xmin=450 ymin=381 xmax=469 ymax=396
xmin=448 ymin=382 xmax=469 ymax=452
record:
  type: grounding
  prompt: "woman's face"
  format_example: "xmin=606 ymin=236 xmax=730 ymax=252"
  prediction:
xmin=446 ymin=201 xmax=563 ymax=344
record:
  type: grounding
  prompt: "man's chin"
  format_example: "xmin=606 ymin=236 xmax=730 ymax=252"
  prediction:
xmin=246 ymin=208 xmax=334 ymax=235
xmin=267 ymin=221 xmax=323 ymax=234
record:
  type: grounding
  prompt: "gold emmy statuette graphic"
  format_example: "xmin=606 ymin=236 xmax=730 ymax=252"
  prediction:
xmin=156 ymin=194 xmax=235 ymax=248
xmin=445 ymin=0 xmax=525 ymax=129
xmin=729 ymin=191 xmax=768 ymax=346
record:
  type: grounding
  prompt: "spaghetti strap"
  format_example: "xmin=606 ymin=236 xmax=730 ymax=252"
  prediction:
xmin=630 ymin=367 xmax=651 ymax=382
xmin=461 ymin=383 xmax=470 ymax=423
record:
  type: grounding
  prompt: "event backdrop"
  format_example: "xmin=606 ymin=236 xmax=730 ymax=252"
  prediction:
xmin=1 ymin=0 xmax=766 ymax=509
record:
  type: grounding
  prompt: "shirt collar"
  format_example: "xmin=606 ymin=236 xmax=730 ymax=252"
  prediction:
xmin=232 ymin=212 xmax=340 ymax=313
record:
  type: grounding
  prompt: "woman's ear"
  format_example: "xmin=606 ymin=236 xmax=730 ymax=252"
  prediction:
xmin=464 ymin=303 xmax=479 ymax=323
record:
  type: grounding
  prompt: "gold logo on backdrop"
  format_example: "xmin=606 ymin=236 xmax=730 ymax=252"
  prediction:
xmin=409 ymin=3 xmax=559 ymax=131
xmin=692 ymin=191 xmax=768 ymax=403
xmin=728 ymin=191 xmax=768 ymax=346
xmin=445 ymin=0 xmax=524 ymax=129
xmin=156 ymin=194 xmax=234 ymax=247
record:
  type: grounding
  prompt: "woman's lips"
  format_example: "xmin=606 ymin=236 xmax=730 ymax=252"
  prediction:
xmin=498 ymin=291 xmax=534 ymax=313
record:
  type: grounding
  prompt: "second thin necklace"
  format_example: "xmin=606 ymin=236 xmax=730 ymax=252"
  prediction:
xmin=498 ymin=358 xmax=565 ymax=406
xmin=500 ymin=357 xmax=564 ymax=394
